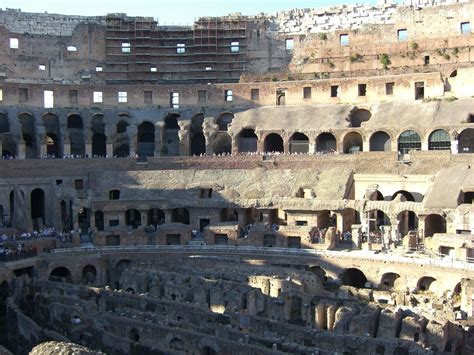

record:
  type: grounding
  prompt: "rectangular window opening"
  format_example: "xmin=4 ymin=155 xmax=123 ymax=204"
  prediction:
xmin=67 ymin=45 xmax=77 ymax=52
xmin=358 ymin=84 xmax=367 ymax=97
xmin=415 ymin=81 xmax=425 ymax=100
xmin=225 ymin=89 xmax=233 ymax=102
xmin=75 ymin=179 xmax=84 ymax=190
xmin=251 ymin=88 xmax=260 ymax=101
xmin=276 ymin=89 xmax=286 ymax=106
xmin=118 ymin=91 xmax=127 ymax=103
xmin=424 ymin=55 xmax=430 ymax=65
xmin=93 ymin=91 xmax=103 ymax=103
xmin=198 ymin=90 xmax=207 ymax=104
xmin=397 ymin=29 xmax=408 ymax=41
xmin=170 ymin=92 xmax=179 ymax=108
xmin=177 ymin=43 xmax=186 ymax=54
xmin=144 ymin=91 xmax=153 ymax=104
xmin=39 ymin=64 xmax=46 ymax=71
xmin=121 ymin=42 xmax=131 ymax=53
xmin=340 ymin=34 xmax=349 ymax=46
xmin=0 ymin=89 xmax=3 ymax=102
xmin=385 ymin=82 xmax=394 ymax=95
xmin=330 ymin=85 xmax=339 ymax=97
xmin=95 ymin=66 xmax=103 ymax=72
xmin=285 ymin=38 xmax=294 ymax=51
xmin=150 ymin=67 xmax=157 ymax=72
xmin=461 ymin=22 xmax=471 ymax=34
xmin=69 ymin=90 xmax=78 ymax=104
xmin=19 ymin=88 xmax=28 ymax=102
xmin=9 ymin=38 xmax=19 ymax=49
xmin=44 ymin=90 xmax=54 ymax=108
xmin=230 ymin=41 xmax=240 ymax=53
xmin=303 ymin=86 xmax=312 ymax=99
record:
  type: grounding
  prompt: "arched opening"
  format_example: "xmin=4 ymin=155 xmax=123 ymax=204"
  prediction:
xmin=191 ymin=133 xmax=206 ymax=156
xmin=109 ymin=190 xmax=120 ymax=200
xmin=339 ymin=268 xmax=368 ymax=288
xmin=289 ymin=132 xmax=309 ymax=153
xmin=238 ymin=128 xmax=258 ymax=153
xmin=380 ymin=272 xmax=401 ymax=290
xmin=78 ymin=208 xmax=90 ymax=234
xmin=129 ymin=328 xmax=140 ymax=342
xmin=46 ymin=133 xmax=60 ymax=158
xmin=172 ymin=208 xmax=190 ymax=224
xmin=163 ymin=114 xmax=180 ymax=156
xmin=169 ymin=338 xmax=186 ymax=351
xmin=212 ymin=133 xmax=232 ymax=155
xmin=92 ymin=133 xmax=106 ymax=157
xmin=391 ymin=190 xmax=415 ymax=202
xmin=31 ymin=188 xmax=45 ymax=229
xmin=417 ymin=276 xmax=437 ymax=292
xmin=351 ymin=109 xmax=371 ymax=127
xmin=424 ymin=214 xmax=446 ymax=237
xmin=125 ymin=209 xmax=141 ymax=229
xmin=458 ymin=128 xmax=474 ymax=153
xmin=94 ymin=210 xmax=104 ymax=231
xmin=343 ymin=131 xmax=363 ymax=153
xmin=82 ymin=264 xmax=97 ymax=285
xmin=201 ymin=346 xmax=217 ymax=355
xmin=366 ymin=209 xmax=390 ymax=233
xmin=114 ymin=120 xmax=130 ymax=157
xmin=115 ymin=259 xmax=132 ymax=283
xmin=397 ymin=210 xmax=418 ymax=236
xmin=137 ymin=121 xmax=155 ymax=158
xmin=316 ymin=132 xmax=336 ymax=153
xmin=147 ymin=208 xmax=165 ymax=226
xmin=67 ymin=114 xmax=85 ymax=157
xmin=264 ymin=133 xmax=284 ymax=153
xmin=216 ymin=113 xmax=234 ymax=131
xmin=0 ymin=113 xmax=10 ymax=133
xmin=19 ymin=113 xmax=37 ymax=159
xmin=398 ymin=130 xmax=421 ymax=156
xmin=1 ymin=137 xmax=17 ymax=159
xmin=43 ymin=113 xmax=61 ymax=158
xmin=428 ymin=129 xmax=450 ymax=150
xmin=49 ymin=267 xmax=72 ymax=283
xmin=91 ymin=113 xmax=105 ymax=134
xmin=370 ymin=131 xmax=391 ymax=152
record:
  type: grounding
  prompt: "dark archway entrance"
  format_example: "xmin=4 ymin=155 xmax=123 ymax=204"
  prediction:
xmin=137 ymin=122 xmax=155 ymax=158
xmin=339 ymin=268 xmax=368 ymax=288
xmin=238 ymin=129 xmax=257 ymax=153
xmin=459 ymin=128 xmax=474 ymax=153
xmin=264 ymin=133 xmax=284 ymax=153
xmin=31 ymin=188 xmax=45 ymax=229
xmin=316 ymin=132 xmax=336 ymax=153
xmin=289 ymin=132 xmax=309 ymax=153
xmin=370 ymin=131 xmax=391 ymax=151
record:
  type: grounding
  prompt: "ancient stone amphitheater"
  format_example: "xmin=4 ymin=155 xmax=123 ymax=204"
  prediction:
xmin=0 ymin=0 xmax=473 ymax=354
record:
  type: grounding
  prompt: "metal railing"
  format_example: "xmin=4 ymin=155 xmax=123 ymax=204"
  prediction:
xmin=50 ymin=244 xmax=474 ymax=270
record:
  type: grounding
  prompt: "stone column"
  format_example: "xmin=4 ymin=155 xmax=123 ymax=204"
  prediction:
xmin=85 ymin=130 xmax=92 ymax=158
xmin=451 ymin=140 xmax=458 ymax=154
xmin=17 ymin=139 xmax=25 ymax=160
xmin=154 ymin=123 xmax=164 ymax=157
xmin=106 ymin=136 xmax=113 ymax=158
xmin=63 ymin=135 xmax=71 ymax=157
xmin=178 ymin=122 xmax=190 ymax=156
xmin=421 ymin=141 xmax=428 ymax=151
xmin=164 ymin=210 xmax=172 ymax=224
xmin=128 ymin=125 xmax=138 ymax=157
xmin=362 ymin=139 xmax=370 ymax=152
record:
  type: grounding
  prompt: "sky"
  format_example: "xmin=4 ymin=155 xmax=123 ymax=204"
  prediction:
xmin=1 ymin=0 xmax=377 ymax=25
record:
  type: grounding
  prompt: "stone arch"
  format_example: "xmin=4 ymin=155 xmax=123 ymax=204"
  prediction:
xmin=397 ymin=210 xmax=418 ymax=236
xmin=351 ymin=109 xmax=371 ymax=128
xmin=428 ymin=129 xmax=450 ymax=150
xmin=342 ymin=131 xmax=363 ymax=153
xmin=424 ymin=214 xmax=446 ymax=237
xmin=201 ymin=346 xmax=217 ymax=355
xmin=191 ymin=133 xmax=206 ymax=156
xmin=91 ymin=113 xmax=105 ymax=134
xmin=339 ymin=268 xmax=368 ymax=288
xmin=316 ymin=132 xmax=336 ymax=153
xmin=125 ymin=209 xmax=141 ymax=229
xmin=0 ymin=112 xmax=9 ymax=133
xmin=19 ymin=113 xmax=37 ymax=159
xmin=31 ymin=188 xmax=45 ymax=229
xmin=417 ymin=276 xmax=437 ymax=293
xmin=49 ymin=266 xmax=72 ymax=283
xmin=398 ymin=130 xmax=421 ymax=155
xmin=94 ymin=210 xmax=104 ymax=231
xmin=82 ymin=264 xmax=97 ymax=285
xmin=163 ymin=113 xmax=180 ymax=156
xmin=391 ymin=190 xmax=415 ymax=202
xmin=237 ymin=128 xmax=257 ymax=153
xmin=369 ymin=131 xmax=391 ymax=152
xmin=263 ymin=133 xmax=284 ymax=153
xmin=172 ymin=208 xmax=190 ymax=224
xmin=212 ymin=133 xmax=231 ymax=155
xmin=216 ymin=112 xmax=234 ymax=131
xmin=458 ymin=128 xmax=474 ymax=153
xmin=109 ymin=190 xmax=120 ymax=200
xmin=367 ymin=209 xmax=390 ymax=232
xmin=92 ymin=133 xmax=106 ymax=157
xmin=137 ymin=121 xmax=155 ymax=158
xmin=289 ymin=132 xmax=309 ymax=153
xmin=147 ymin=208 xmax=165 ymax=225
xmin=46 ymin=133 xmax=59 ymax=158
xmin=1 ymin=136 xmax=17 ymax=159
xmin=169 ymin=338 xmax=186 ymax=351
xmin=67 ymin=114 xmax=85 ymax=157
xmin=380 ymin=272 xmax=401 ymax=290
xmin=114 ymin=120 xmax=130 ymax=157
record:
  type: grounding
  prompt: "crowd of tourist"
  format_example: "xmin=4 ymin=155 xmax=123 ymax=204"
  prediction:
xmin=0 ymin=227 xmax=71 ymax=243
xmin=0 ymin=243 xmax=37 ymax=262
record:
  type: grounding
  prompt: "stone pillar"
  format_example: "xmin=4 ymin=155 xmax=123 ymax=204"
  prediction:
xmin=63 ymin=135 xmax=71 ymax=157
xmin=308 ymin=142 xmax=316 ymax=154
xmin=178 ymin=123 xmax=189 ymax=156
xmin=231 ymin=136 xmax=239 ymax=155
xmin=335 ymin=211 xmax=344 ymax=233
xmin=118 ymin=212 xmax=126 ymax=228
xmin=283 ymin=138 xmax=290 ymax=154
xmin=451 ymin=140 xmax=458 ymax=154
xmin=85 ymin=130 xmax=92 ymax=158
xmin=72 ymin=205 xmax=79 ymax=232
xmin=139 ymin=210 xmax=147 ymax=228
xmin=154 ymin=123 xmax=164 ymax=157
xmin=164 ymin=210 xmax=172 ymax=224
xmin=17 ymin=140 xmax=25 ymax=160
xmin=421 ymin=141 xmax=428 ymax=151
xmin=0 ymin=140 xmax=2 ymax=158
xmin=351 ymin=224 xmax=362 ymax=250
xmin=106 ymin=137 xmax=113 ymax=158
xmin=128 ymin=125 xmax=138 ymax=157
xmin=362 ymin=139 xmax=370 ymax=152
